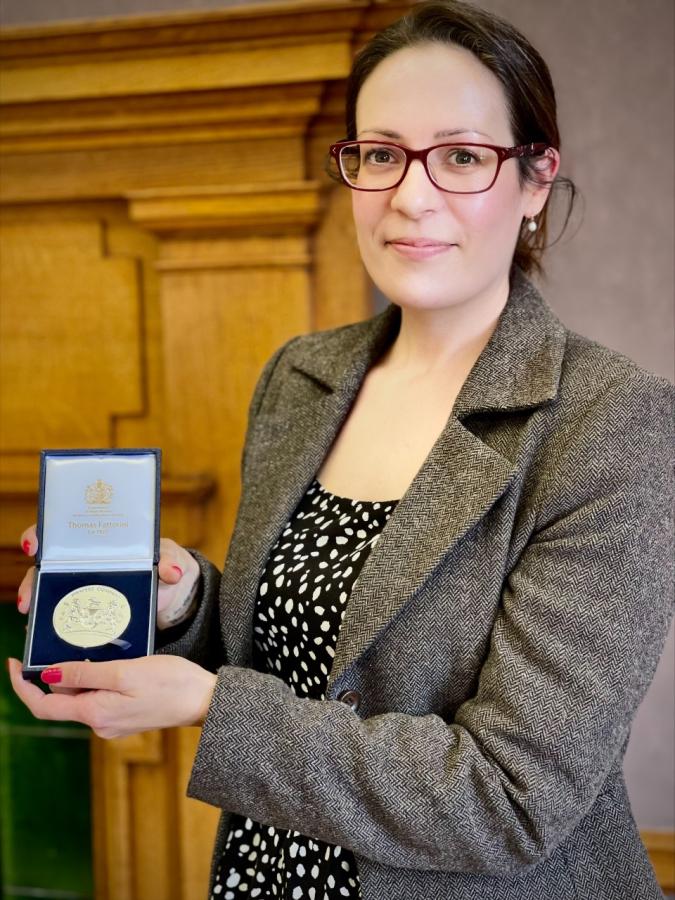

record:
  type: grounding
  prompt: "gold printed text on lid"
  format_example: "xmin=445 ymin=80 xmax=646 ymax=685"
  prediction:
xmin=53 ymin=585 xmax=131 ymax=648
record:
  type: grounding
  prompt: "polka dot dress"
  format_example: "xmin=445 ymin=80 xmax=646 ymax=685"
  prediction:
xmin=210 ymin=477 xmax=399 ymax=899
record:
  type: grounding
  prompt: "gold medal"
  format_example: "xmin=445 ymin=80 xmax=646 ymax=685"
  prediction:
xmin=53 ymin=585 xmax=131 ymax=648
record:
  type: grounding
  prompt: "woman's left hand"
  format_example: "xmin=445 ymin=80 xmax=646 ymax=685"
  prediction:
xmin=6 ymin=655 xmax=217 ymax=739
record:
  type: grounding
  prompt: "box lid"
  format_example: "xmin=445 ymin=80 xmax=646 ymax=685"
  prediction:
xmin=37 ymin=449 xmax=161 ymax=567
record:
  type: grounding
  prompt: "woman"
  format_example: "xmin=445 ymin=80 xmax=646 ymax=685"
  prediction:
xmin=9 ymin=2 xmax=674 ymax=898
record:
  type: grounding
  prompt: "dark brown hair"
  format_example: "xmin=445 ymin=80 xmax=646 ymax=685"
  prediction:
xmin=342 ymin=0 xmax=577 ymax=276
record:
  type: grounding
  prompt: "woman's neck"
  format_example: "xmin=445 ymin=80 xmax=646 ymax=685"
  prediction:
xmin=381 ymin=274 xmax=510 ymax=379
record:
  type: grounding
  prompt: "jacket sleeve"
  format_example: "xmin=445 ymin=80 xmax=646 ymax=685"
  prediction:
xmin=184 ymin=372 xmax=675 ymax=876
xmin=154 ymin=340 xmax=295 ymax=670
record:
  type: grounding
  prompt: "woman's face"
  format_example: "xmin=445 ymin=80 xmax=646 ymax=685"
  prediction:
xmin=351 ymin=42 xmax=558 ymax=311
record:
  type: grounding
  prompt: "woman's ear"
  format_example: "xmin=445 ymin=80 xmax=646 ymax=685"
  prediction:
xmin=525 ymin=147 xmax=561 ymax=216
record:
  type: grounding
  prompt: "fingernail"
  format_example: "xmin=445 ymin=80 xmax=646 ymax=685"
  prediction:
xmin=17 ymin=593 xmax=22 ymax=609
xmin=41 ymin=668 xmax=62 ymax=684
xmin=22 ymin=540 xmax=31 ymax=555
xmin=171 ymin=565 xmax=183 ymax=578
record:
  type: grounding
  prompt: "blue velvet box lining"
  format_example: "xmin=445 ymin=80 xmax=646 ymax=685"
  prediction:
xmin=24 ymin=570 xmax=155 ymax=676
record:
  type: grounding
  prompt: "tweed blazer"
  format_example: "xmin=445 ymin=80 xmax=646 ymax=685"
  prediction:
xmin=157 ymin=267 xmax=675 ymax=900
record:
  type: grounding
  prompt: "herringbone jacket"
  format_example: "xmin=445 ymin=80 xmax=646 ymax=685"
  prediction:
xmin=157 ymin=267 xmax=675 ymax=899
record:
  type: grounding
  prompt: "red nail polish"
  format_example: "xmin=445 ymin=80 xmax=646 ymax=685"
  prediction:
xmin=41 ymin=668 xmax=62 ymax=684
xmin=22 ymin=540 xmax=31 ymax=555
xmin=171 ymin=565 xmax=183 ymax=578
xmin=17 ymin=593 xmax=22 ymax=608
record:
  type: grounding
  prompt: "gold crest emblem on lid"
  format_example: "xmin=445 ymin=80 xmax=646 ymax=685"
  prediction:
xmin=85 ymin=479 xmax=113 ymax=506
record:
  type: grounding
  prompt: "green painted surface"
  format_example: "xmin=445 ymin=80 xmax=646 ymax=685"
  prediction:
xmin=0 ymin=605 xmax=94 ymax=899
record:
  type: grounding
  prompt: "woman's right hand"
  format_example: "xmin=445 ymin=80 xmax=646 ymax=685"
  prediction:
xmin=17 ymin=526 xmax=201 ymax=631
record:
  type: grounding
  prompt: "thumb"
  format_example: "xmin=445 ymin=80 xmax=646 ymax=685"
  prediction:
xmin=40 ymin=660 xmax=127 ymax=692
xmin=157 ymin=557 xmax=184 ymax=585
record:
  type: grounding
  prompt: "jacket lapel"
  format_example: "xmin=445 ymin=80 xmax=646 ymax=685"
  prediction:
xmin=221 ymin=315 xmax=398 ymax=667
xmin=328 ymin=417 xmax=517 ymax=687
xmin=222 ymin=268 xmax=567 ymax=676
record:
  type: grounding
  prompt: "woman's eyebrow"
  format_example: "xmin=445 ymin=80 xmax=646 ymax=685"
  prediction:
xmin=436 ymin=128 xmax=494 ymax=139
xmin=356 ymin=128 xmax=494 ymax=140
xmin=355 ymin=129 xmax=402 ymax=139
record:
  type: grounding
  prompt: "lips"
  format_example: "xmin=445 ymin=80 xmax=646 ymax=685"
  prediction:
xmin=385 ymin=238 xmax=456 ymax=260
xmin=387 ymin=238 xmax=454 ymax=248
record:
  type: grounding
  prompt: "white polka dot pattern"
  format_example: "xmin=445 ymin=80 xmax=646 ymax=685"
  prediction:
xmin=211 ymin=478 xmax=398 ymax=899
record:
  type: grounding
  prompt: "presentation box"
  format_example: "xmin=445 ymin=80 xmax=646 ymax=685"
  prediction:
xmin=22 ymin=448 xmax=161 ymax=682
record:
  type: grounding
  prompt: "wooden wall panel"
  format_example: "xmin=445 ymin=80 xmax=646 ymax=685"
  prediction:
xmin=0 ymin=3 xmax=412 ymax=898
xmin=159 ymin=255 xmax=313 ymax=562
xmin=107 ymin=221 xmax=165 ymax=451
xmin=0 ymin=218 xmax=142 ymax=450
xmin=175 ymin=729 xmax=221 ymax=900
xmin=642 ymin=831 xmax=675 ymax=895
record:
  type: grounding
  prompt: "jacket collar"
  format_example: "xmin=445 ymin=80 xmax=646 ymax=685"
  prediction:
xmin=221 ymin=268 xmax=568 ymax=681
xmin=287 ymin=266 xmax=567 ymax=419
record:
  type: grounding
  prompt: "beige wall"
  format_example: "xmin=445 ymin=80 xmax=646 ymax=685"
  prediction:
xmin=2 ymin=0 xmax=673 ymax=829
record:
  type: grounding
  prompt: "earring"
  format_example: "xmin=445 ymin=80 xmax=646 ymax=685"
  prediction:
xmin=526 ymin=217 xmax=538 ymax=233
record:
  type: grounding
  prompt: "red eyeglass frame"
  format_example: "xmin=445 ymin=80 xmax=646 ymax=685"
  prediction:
xmin=329 ymin=139 xmax=551 ymax=194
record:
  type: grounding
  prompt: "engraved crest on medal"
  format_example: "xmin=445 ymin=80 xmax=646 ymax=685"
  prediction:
xmin=53 ymin=585 xmax=131 ymax=648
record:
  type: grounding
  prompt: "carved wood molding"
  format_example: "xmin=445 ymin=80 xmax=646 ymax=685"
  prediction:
xmin=0 ymin=1 xmax=412 ymax=157
xmin=128 ymin=181 xmax=322 ymax=235
xmin=0 ymin=0 xmax=370 ymax=59
xmin=0 ymin=84 xmax=327 ymax=154
xmin=1 ymin=41 xmax=349 ymax=105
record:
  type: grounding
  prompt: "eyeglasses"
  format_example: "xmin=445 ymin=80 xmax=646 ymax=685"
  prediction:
xmin=328 ymin=140 xmax=550 ymax=194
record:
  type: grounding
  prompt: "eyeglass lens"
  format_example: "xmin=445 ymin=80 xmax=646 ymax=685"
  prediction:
xmin=336 ymin=142 xmax=500 ymax=192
